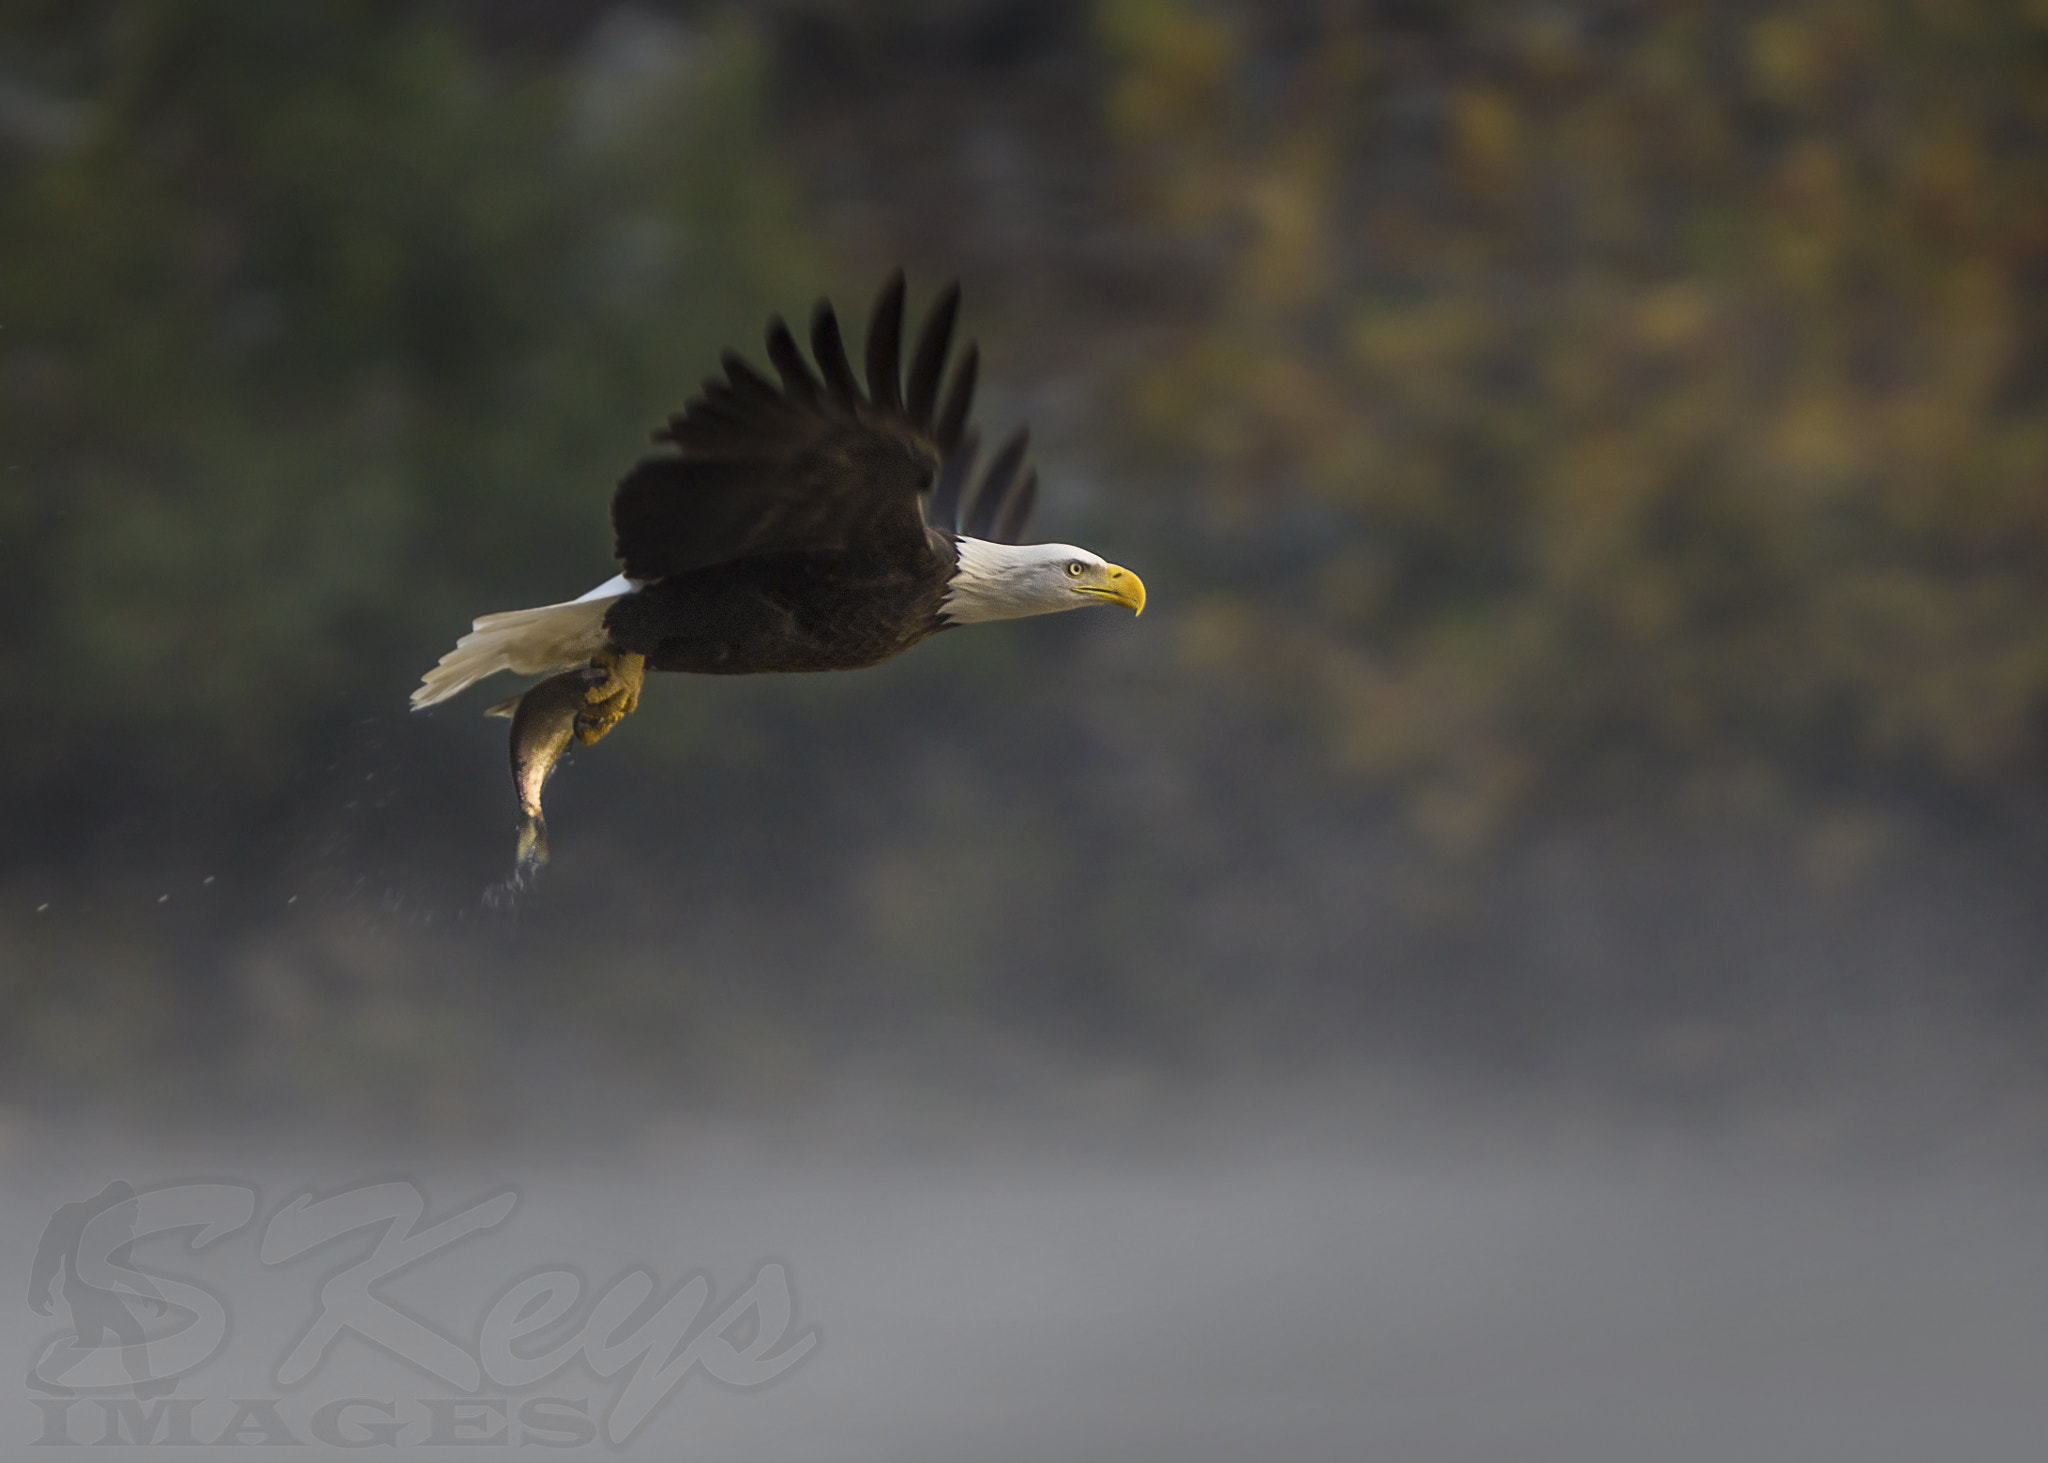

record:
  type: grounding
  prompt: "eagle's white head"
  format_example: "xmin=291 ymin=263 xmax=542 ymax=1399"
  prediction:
xmin=940 ymin=538 xmax=1147 ymax=625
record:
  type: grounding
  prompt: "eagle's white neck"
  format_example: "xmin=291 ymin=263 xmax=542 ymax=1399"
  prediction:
xmin=941 ymin=537 xmax=1091 ymax=625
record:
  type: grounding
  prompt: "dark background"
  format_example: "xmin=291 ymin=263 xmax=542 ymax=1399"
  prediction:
xmin=4 ymin=0 xmax=2047 ymax=1150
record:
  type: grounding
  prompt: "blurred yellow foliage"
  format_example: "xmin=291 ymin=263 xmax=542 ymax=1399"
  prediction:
xmin=1104 ymin=0 xmax=2048 ymax=836
xmin=1100 ymin=0 xmax=1235 ymax=149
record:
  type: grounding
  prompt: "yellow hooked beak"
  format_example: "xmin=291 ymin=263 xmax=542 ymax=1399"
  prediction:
xmin=1079 ymin=562 xmax=1147 ymax=616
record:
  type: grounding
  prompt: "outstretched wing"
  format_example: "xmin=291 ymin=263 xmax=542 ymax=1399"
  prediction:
xmin=931 ymin=425 xmax=1039 ymax=546
xmin=613 ymin=272 xmax=994 ymax=580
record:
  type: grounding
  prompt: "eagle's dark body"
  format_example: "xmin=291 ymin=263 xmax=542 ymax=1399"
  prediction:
xmin=604 ymin=540 xmax=956 ymax=675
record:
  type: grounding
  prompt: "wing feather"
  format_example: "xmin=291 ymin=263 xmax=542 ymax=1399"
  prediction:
xmin=964 ymin=427 xmax=1030 ymax=539
xmin=612 ymin=275 xmax=1043 ymax=582
xmin=992 ymin=468 xmax=1038 ymax=545
xmin=810 ymin=300 xmax=863 ymax=410
xmin=765 ymin=316 xmax=823 ymax=404
xmin=934 ymin=343 xmax=978 ymax=452
xmin=931 ymin=428 xmax=979 ymax=531
xmin=905 ymin=282 xmax=959 ymax=430
xmin=865 ymin=269 xmax=906 ymax=414
xmin=719 ymin=351 xmax=786 ymax=409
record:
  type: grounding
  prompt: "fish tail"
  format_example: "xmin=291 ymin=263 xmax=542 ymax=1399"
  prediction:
xmin=514 ymin=810 xmax=550 ymax=880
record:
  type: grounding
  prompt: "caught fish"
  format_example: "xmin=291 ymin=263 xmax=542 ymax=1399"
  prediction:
xmin=485 ymin=668 xmax=597 ymax=879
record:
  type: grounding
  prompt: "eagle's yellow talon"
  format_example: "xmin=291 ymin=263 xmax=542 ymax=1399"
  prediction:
xmin=574 ymin=649 xmax=644 ymax=745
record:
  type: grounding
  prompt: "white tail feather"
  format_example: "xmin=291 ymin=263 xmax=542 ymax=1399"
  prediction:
xmin=411 ymin=591 xmax=627 ymax=709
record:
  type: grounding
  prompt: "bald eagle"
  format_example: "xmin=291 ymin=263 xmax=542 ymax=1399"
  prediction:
xmin=412 ymin=272 xmax=1144 ymax=865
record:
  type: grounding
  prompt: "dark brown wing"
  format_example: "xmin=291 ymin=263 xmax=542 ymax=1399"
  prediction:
xmin=931 ymin=425 xmax=1042 ymax=546
xmin=612 ymin=272 xmax=991 ymax=580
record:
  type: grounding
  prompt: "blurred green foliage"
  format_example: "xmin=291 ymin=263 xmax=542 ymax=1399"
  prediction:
xmin=1103 ymin=0 xmax=2048 ymax=845
xmin=0 ymin=0 xmax=818 ymax=797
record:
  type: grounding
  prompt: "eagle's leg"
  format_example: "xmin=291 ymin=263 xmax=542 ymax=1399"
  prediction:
xmin=574 ymin=648 xmax=645 ymax=746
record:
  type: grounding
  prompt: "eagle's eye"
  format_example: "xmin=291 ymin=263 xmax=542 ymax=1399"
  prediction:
xmin=1066 ymin=560 xmax=1086 ymax=578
